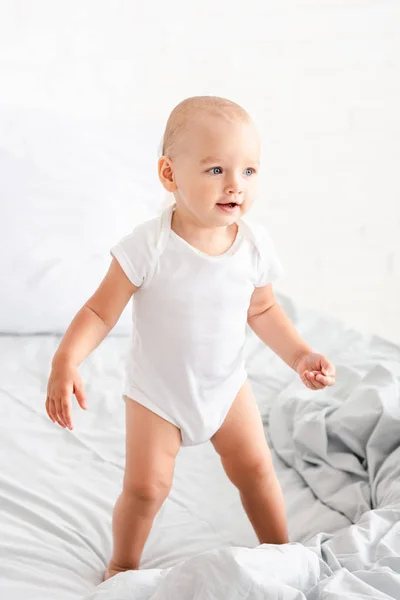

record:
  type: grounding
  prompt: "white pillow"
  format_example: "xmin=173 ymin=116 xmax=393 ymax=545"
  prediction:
xmin=0 ymin=107 xmax=167 ymax=334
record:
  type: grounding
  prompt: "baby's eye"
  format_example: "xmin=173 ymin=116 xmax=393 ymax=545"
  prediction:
xmin=209 ymin=167 xmax=223 ymax=175
xmin=245 ymin=168 xmax=256 ymax=176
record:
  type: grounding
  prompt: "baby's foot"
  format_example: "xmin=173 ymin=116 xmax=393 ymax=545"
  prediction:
xmin=103 ymin=560 xmax=128 ymax=582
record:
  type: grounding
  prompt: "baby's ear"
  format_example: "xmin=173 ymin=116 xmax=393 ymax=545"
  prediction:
xmin=158 ymin=156 xmax=178 ymax=192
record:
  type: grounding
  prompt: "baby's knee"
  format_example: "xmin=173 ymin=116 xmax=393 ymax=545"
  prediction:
xmin=123 ymin=477 xmax=172 ymax=510
xmin=224 ymin=454 xmax=275 ymax=492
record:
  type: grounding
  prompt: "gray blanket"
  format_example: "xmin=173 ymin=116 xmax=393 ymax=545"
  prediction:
xmin=267 ymin=334 xmax=400 ymax=598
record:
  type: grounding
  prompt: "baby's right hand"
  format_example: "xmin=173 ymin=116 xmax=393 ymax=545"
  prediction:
xmin=46 ymin=362 xmax=87 ymax=430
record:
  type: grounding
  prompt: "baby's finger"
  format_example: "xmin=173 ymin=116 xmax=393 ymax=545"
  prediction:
xmin=48 ymin=397 xmax=60 ymax=424
xmin=316 ymin=374 xmax=335 ymax=386
xmin=53 ymin=407 xmax=65 ymax=428
xmin=60 ymin=396 xmax=73 ymax=430
xmin=305 ymin=381 xmax=317 ymax=390
xmin=304 ymin=372 xmax=318 ymax=390
xmin=322 ymin=363 xmax=336 ymax=377
xmin=307 ymin=372 xmax=324 ymax=390
xmin=45 ymin=397 xmax=55 ymax=423
xmin=55 ymin=397 xmax=68 ymax=428
xmin=74 ymin=382 xmax=87 ymax=410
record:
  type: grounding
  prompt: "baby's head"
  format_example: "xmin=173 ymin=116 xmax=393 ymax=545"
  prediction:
xmin=158 ymin=96 xmax=260 ymax=227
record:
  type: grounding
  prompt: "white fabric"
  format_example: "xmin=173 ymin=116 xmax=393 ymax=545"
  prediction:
xmin=0 ymin=106 xmax=165 ymax=335
xmin=2 ymin=295 xmax=400 ymax=598
xmin=110 ymin=203 xmax=284 ymax=446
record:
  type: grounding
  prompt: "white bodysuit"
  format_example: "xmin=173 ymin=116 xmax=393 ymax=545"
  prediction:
xmin=110 ymin=202 xmax=284 ymax=446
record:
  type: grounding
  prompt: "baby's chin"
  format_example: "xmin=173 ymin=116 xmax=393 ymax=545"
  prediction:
xmin=209 ymin=204 xmax=246 ymax=227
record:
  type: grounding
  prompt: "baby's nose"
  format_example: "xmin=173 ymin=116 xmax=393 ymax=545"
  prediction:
xmin=225 ymin=182 xmax=243 ymax=194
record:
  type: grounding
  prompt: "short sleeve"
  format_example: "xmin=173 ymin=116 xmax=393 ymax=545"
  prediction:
xmin=110 ymin=220 xmax=155 ymax=287
xmin=246 ymin=221 xmax=285 ymax=287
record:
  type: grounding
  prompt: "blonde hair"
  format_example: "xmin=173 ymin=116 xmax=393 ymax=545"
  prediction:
xmin=160 ymin=95 xmax=252 ymax=160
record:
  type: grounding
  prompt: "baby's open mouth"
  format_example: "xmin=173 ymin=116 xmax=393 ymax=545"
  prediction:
xmin=216 ymin=202 xmax=239 ymax=209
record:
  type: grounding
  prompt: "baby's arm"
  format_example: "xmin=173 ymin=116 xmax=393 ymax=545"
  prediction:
xmin=247 ymin=283 xmax=335 ymax=389
xmin=52 ymin=258 xmax=138 ymax=366
xmin=247 ymin=283 xmax=312 ymax=370
xmin=47 ymin=258 xmax=138 ymax=429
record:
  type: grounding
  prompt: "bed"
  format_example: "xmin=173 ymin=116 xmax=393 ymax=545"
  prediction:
xmin=1 ymin=291 xmax=400 ymax=599
xmin=1 ymin=109 xmax=399 ymax=598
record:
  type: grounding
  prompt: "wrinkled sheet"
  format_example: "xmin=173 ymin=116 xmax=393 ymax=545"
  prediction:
xmin=87 ymin=297 xmax=400 ymax=599
xmin=1 ymin=293 xmax=399 ymax=599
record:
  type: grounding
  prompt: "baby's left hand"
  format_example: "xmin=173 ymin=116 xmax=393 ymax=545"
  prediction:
xmin=294 ymin=352 xmax=336 ymax=390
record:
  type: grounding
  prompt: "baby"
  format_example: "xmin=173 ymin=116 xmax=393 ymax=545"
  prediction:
xmin=45 ymin=96 xmax=336 ymax=582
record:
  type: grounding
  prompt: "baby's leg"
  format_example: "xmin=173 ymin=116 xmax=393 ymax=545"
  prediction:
xmin=104 ymin=398 xmax=181 ymax=581
xmin=211 ymin=380 xmax=289 ymax=545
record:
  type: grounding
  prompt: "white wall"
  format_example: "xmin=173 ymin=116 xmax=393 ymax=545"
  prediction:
xmin=1 ymin=0 xmax=399 ymax=342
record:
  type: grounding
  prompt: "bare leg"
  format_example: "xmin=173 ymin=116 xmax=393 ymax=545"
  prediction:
xmin=104 ymin=398 xmax=181 ymax=581
xmin=211 ymin=380 xmax=289 ymax=544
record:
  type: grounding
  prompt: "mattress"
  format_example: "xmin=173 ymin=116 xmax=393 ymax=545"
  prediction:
xmin=1 ymin=293 xmax=399 ymax=599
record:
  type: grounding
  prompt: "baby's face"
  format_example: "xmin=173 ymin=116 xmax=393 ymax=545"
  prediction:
xmin=169 ymin=115 xmax=260 ymax=227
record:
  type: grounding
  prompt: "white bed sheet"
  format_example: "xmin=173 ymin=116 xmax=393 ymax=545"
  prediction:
xmin=0 ymin=293 xmax=380 ymax=599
